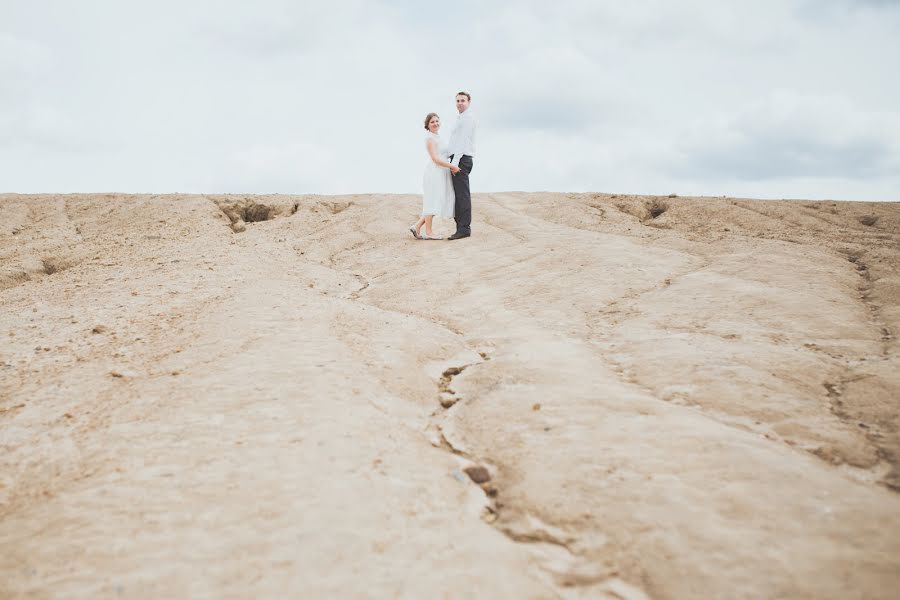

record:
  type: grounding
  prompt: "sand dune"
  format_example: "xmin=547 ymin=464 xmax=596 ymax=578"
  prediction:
xmin=1 ymin=192 xmax=899 ymax=599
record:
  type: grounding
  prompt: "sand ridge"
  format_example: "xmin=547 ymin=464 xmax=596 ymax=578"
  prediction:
xmin=1 ymin=192 xmax=899 ymax=598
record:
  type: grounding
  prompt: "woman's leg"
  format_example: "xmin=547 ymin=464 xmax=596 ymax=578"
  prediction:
xmin=414 ymin=215 xmax=427 ymax=236
xmin=424 ymin=215 xmax=435 ymax=236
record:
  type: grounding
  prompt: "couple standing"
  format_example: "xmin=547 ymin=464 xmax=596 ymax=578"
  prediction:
xmin=410 ymin=91 xmax=476 ymax=241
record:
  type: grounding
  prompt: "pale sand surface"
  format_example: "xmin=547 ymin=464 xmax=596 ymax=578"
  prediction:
xmin=1 ymin=192 xmax=899 ymax=599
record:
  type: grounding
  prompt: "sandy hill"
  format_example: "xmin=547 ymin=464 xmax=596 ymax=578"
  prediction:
xmin=1 ymin=192 xmax=899 ymax=598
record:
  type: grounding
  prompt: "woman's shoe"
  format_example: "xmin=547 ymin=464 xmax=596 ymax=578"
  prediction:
xmin=408 ymin=226 xmax=421 ymax=239
xmin=421 ymin=233 xmax=443 ymax=240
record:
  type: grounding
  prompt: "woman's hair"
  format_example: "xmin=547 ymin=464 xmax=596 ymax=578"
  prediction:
xmin=424 ymin=112 xmax=439 ymax=130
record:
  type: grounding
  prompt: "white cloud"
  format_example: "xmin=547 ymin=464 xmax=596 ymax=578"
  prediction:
xmin=670 ymin=91 xmax=900 ymax=180
xmin=0 ymin=32 xmax=51 ymax=81
xmin=0 ymin=1 xmax=898 ymax=200
xmin=205 ymin=141 xmax=340 ymax=193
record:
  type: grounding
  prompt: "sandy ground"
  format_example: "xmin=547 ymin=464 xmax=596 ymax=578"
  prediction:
xmin=1 ymin=192 xmax=899 ymax=599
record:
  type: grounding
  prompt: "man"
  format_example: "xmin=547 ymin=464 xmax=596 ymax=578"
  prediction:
xmin=446 ymin=91 xmax=476 ymax=240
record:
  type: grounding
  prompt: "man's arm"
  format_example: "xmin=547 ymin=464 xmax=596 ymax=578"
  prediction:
xmin=449 ymin=116 xmax=474 ymax=168
xmin=448 ymin=123 xmax=461 ymax=168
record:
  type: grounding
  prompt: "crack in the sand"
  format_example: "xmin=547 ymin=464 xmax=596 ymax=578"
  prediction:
xmin=349 ymin=274 xmax=369 ymax=300
xmin=846 ymin=253 xmax=893 ymax=357
xmin=437 ymin=364 xmax=468 ymax=408
xmin=495 ymin=523 xmax=574 ymax=552
xmin=436 ymin=425 xmax=471 ymax=459
xmin=426 ymin=352 xmax=594 ymax=579
xmin=427 ymin=354 xmax=503 ymax=515
xmin=822 ymin=372 xmax=899 ymax=492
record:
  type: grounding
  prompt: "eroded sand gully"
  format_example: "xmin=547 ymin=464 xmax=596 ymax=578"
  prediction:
xmin=1 ymin=192 xmax=899 ymax=598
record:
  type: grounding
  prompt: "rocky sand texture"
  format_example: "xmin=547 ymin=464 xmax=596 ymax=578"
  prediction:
xmin=1 ymin=192 xmax=899 ymax=599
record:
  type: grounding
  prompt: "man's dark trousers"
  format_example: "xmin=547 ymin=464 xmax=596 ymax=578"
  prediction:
xmin=450 ymin=154 xmax=474 ymax=235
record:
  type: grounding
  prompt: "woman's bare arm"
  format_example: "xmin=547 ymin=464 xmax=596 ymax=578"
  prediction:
xmin=426 ymin=138 xmax=454 ymax=170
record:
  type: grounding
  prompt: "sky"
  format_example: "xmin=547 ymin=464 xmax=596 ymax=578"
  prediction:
xmin=1 ymin=0 xmax=899 ymax=200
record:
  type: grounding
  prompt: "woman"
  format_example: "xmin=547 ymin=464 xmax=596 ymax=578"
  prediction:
xmin=410 ymin=113 xmax=458 ymax=240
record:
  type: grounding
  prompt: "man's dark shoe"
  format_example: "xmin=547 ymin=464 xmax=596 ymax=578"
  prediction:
xmin=447 ymin=232 xmax=471 ymax=240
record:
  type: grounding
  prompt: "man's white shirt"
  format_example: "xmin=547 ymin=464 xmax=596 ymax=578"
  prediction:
xmin=447 ymin=110 xmax=476 ymax=168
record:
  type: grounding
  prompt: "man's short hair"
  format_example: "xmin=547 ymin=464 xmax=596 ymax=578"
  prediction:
xmin=456 ymin=91 xmax=471 ymax=101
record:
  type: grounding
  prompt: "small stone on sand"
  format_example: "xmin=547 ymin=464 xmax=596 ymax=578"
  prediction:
xmin=464 ymin=465 xmax=491 ymax=484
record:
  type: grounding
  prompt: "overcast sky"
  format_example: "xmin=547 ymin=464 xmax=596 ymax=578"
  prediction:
xmin=2 ymin=0 xmax=899 ymax=200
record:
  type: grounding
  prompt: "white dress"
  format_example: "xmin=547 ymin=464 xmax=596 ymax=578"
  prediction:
xmin=422 ymin=131 xmax=455 ymax=218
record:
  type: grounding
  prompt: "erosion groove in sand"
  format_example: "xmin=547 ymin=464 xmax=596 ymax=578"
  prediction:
xmin=1 ymin=192 xmax=899 ymax=599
